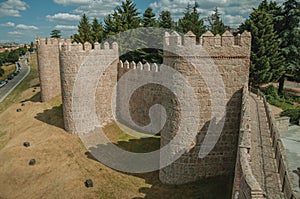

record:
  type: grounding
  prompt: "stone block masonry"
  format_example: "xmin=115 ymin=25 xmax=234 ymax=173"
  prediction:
xmin=160 ymin=30 xmax=251 ymax=184
xmin=59 ymin=41 xmax=118 ymax=134
xmin=36 ymin=38 xmax=70 ymax=102
xmin=36 ymin=30 xmax=251 ymax=185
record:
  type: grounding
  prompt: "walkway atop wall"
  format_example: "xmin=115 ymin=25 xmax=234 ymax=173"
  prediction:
xmin=249 ymin=93 xmax=284 ymax=199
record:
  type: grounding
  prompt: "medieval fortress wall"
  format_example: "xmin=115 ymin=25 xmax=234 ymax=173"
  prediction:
xmin=160 ymin=31 xmax=251 ymax=184
xmin=36 ymin=30 xmax=251 ymax=185
xmin=36 ymin=38 xmax=66 ymax=102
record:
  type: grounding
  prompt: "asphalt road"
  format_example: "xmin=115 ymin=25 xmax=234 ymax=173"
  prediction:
xmin=0 ymin=55 xmax=31 ymax=103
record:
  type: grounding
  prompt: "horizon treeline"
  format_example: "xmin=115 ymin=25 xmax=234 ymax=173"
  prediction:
xmin=51 ymin=0 xmax=299 ymax=90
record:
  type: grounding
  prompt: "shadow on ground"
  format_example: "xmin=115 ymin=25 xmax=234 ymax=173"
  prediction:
xmin=34 ymin=104 xmax=64 ymax=129
xmin=24 ymin=91 xmax=41 ymax=103
xmin=85 ymin=137 xmax=233 ymax=199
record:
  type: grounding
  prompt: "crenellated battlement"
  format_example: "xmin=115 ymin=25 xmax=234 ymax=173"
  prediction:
xmin=59 ymin=41 xmax=118 ymax=52
xmin=37 ymin=30 xmax=252 ymax=186
xmin=164 ymin=30 xmax=251 ymax=58
xmin=164 ymin=30 xmax=251 ymax=47
xmin=36 ymin=38 xmax=72 ymax=46
xmin=118 ymin=60 xmax=159 ymax=72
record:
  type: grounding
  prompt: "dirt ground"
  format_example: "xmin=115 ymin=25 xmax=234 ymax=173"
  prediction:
xmin=0 ymin=53 xmax=232 ymax=199
xmin=0 ymin=84 xmax=232 ymax=198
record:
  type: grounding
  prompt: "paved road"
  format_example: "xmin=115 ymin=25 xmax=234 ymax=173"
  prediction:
xmin=0 ymin=56 xmax=30 ymax=103
xmin=280 ymin=125 xmax=300 ymax=197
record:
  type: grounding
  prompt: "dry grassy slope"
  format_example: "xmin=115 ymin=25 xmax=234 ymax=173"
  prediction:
xmin=0 ymin=54 xmax=232 ymax=199
xmin=0 ymin=91 xmax=153 ymax=199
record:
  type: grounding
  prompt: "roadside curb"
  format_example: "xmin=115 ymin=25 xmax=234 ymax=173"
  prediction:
xmin=0 ymin=59 xmax=31 ymax=103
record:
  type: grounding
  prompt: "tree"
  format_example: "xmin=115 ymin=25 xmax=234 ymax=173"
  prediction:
xmin=91 ymin=18 xmax=103 ymax=44
xmin=29 ymin=42 xmax=34 ymax=52
xmin=0 ymin=67 xmax=4 ymax=77
xmin=103 ymin=0 xmax=140 ymax=38
xmin=158 ymin=11 xmax=174 ymax=29
xmin=177 ymin=2 xmax=206 ymax=39
xmin=275 ymin=0 xmax=300 ymax=94
xmin=208 ymin=7 xmax=227 ymax=35
xmin=142 ymin=8 xmax=157 ymax=27
xmin=73 ymin=14 xmax=92 ymax=45
xmin=239 ymin=0 xmax=285 ymax=86
xmin=116 ymin=0 xmax=140 ymax=30
xmin=7 ymin=50 xmax=19 ymax=63
xmin=50 ymin=30 xmax=61 ymax=38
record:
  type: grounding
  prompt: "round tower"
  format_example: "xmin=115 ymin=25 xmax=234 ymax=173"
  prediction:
xmin=36 ymin=38 xmax=62 ymax=102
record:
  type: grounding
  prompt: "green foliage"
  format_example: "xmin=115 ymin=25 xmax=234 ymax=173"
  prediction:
xmin=142 ymin=8 xmax=157 ymax=27
xmin=261 ymin=85 xmax=300 ymax=111
xmin=73 ymin=14 xmax=92 ymax=44
xmin=281 ymin=107 xmax=300 ymax=123
xmin=240 ymin=0 xmax=285 ymax=86
xmin=0 ymin=47 xmax=27 ymax=68
xmin=29 ymin=42 xmax=35 ymax=52
xmin=276 ymin=0 xmax=300 ymax=82
xmin=91 ymin=18 xmax=103 ymax=43
xmin=103 ymin=0 xmax=140 ymax=39
xmin=50 ymin=29 xmax=61 ymax=38
xmin=208 ymin=7 xmax=227 ymax=35
xmin=158 ymin=11 xmax=174 ymax=29
xmin=177 ymin=2 xmax=206 ymax=39
xmin=0 ymin=67 xmax=4 ymax=76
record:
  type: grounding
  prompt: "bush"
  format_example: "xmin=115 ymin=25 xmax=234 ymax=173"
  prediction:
xmin=261 ymin=85 xmax=295 ymax=110
xmin=281 ymin=107 xmax=300 ymax=124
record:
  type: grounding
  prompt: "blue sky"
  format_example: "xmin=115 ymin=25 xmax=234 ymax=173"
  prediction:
xmin=0 ymin=0 xmax=284 ymax=44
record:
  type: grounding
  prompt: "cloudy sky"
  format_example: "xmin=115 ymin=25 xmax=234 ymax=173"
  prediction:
xmin=0 ymin=0 xmax=285 ymax=44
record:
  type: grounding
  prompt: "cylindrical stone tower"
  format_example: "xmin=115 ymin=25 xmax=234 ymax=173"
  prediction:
xmin=59 ymin=41 xmax=119 ymax=135
xmin=36 ymin=38 xmax=62 ymax=102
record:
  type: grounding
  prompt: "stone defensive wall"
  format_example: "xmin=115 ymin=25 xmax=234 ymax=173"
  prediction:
xmin=37 ymin=30 xmax=252 ymax=185
xmin=59 ymin=41 xmax=119 ymax=134
xmin=160 ymin=31 xmax=251 ymax=184
xmin=232 ymin=87 xmax=265 ymax=199
xmin=250 ymin=88 xmax=298 ymax=199
xmin=36 ymin=38 xmax=72 ymax=102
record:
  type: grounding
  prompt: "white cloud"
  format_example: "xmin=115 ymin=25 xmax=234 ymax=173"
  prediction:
xmin=8 ymin=31 xmax=22 ymax=35
xmin=55 ymin=25 xmax=77 ymax=30
xmin=0 ymin=21 xmax=15 ymax=27
xmin=53 ymin=0 xmax=122 ymax=19
xmin=16 ymin=24 xmax=38 ymax=30
xmin=53 ymin=0 xmax=90 ymax=6
xmin=46 ymin=13 xmax=81 ymax=23
xmin=150 ymin=0 xmax=284 ymax=28
xmin=0 ymin=0 xmax=28 ymax=17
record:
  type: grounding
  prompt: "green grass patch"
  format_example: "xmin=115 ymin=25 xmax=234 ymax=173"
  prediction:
xmin=261 ymin=85 xmax=299 ymax=109
xmin=281 ymin=107 xmax=300 ymax=124
xmin=103 ymin=122 xmax=160 ymax=153
xmin=261 ymin=85 xmax=300 ymax=123
xmin=0 ymin=53 xmax=39 ymax=113
xmin=0 ymin=63 xmax=16 ymax=82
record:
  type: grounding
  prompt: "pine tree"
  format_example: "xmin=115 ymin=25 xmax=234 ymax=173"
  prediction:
xmin=208 ymin=7 xmax=227 ymax=35
xmin=158 ymin=11 xmax=174 ymax=29
xmin=142 ymin=8 xmax=157 ymax=27
xmin=50 ymin=29 xmax=61 ymax=38
xmin=103 ymin=13 xmax=120 ymax=38
xmin=177 ymin=2 xmax=206 ymax=39
xmin=116 ymin=0 xmax=140 ymax=30
xmin=91 ymin=18 xmax=103 ymax=44
xmin=239 ymin=0 xmax=285 ymax=86
xmin=275 ymin=0 xmax=300 ymax=94
xmin=29 ymin=42 xmax=34 ymax=52
xmin=73 ymin=14 xmax=92 ymax=45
